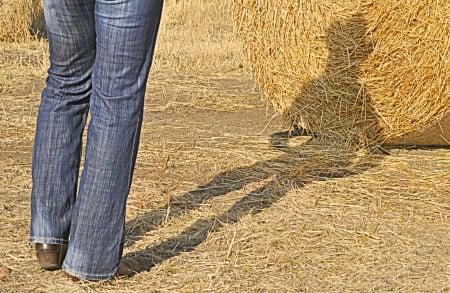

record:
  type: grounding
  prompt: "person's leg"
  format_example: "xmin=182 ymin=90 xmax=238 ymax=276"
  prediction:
xmin=61 ymin=0 xmax=163 ymax=280
xmin=30 ymin=0 xmax=96 ymax=249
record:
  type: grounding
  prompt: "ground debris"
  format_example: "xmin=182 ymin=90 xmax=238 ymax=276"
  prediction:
xmin=0 ymin=266 xmax=10 ymax=281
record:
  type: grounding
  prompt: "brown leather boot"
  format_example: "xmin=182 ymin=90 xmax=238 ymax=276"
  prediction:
xmin=64 ymin=258 xmax=139 ymax=281
xmin=35 ymin=243 xmax=68 ymax=271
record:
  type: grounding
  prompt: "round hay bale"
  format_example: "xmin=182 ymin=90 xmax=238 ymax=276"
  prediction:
xmin=0 ymin=0 xmax=45 ymax=42
xmin=233 ymin=0 xmax=450 ymax=147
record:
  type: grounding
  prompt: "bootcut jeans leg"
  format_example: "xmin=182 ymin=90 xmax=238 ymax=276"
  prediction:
xmin=30 ymin=0 xmax=163 ymax=280
xmin=30 ymin=0 xmax=96 ymax=246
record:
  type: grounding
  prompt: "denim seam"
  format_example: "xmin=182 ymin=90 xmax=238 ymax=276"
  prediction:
xmin=127 ymin=110 xmax=141 ymax=189
xmin=29 ymin=237 xmax=69 ymax=244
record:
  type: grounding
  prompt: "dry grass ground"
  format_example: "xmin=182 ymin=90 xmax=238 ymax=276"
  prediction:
xmin=1 ymin=1 xmax=449 ymax=292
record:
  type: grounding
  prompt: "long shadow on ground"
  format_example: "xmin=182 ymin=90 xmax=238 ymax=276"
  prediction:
xmin=123 ymin=14 xmax=389 ymax=271
xmin=124 ymin=128 xmax=385 ymax=272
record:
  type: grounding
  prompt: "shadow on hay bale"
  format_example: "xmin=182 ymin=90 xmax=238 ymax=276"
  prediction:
xmin=233 ymin=1 xmax=450 ymax=148
xmin=123 ymin=131 xmax=384 ymax=271
xmin=30 ymin=8 xmax=46 ymax=39
xmin=0 ymin=0 xmax=46 ymax=41
xmin=285 ymin=16 xmax=382 ymax=147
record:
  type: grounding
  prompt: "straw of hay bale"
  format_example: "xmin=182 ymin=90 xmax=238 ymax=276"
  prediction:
xmin=233 ymin=0 xmax=450 ymax=147
xmin=0 ymin=0 xmax=44 ymax=42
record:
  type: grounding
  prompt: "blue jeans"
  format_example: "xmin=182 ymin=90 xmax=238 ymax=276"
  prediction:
xmin=30 ymin=0 xmax=163 ymax=280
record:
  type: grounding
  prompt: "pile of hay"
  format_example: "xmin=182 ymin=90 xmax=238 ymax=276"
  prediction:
xmin=233 ymin=0 xmax=450 ymax=147
xmin=0 ymin=0 xmax=44 ymax=42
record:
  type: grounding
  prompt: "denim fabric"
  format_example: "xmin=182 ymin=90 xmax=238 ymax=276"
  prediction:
xmin=30 ymin=0 xmax=163 ymax=280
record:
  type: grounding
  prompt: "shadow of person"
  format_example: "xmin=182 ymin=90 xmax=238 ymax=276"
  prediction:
xmin=122 ymin=14 xmax=387 ymax=272
xmin=124 ymin=126 xmax=316 ymax=248
xmin=285 ymin=15 xmax=382 ymax=146
xmin=123 ymin=126 xmax=385 ymax=272
xmin=30 ymin=1 xmax=46 ymax=39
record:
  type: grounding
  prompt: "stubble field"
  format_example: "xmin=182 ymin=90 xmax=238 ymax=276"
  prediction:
xmin=0 ymin=1 xmax=449 ymax=292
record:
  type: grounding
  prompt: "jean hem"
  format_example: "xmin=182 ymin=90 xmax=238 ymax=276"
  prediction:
xmin=29 ymin=237 xmax=69 ymax=245
xmin=62 ymin=265 xmax=117 ymax=281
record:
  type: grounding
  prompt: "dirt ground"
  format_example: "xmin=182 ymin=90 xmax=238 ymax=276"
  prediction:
xmin=1 ymin=1 xmax=449 ymax=292
xmin=1 ymin=41 xmax=449 ymax=293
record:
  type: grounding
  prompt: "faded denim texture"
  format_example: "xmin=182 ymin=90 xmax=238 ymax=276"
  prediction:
xmin=30 ymin=0 xmax=163 ymax=280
